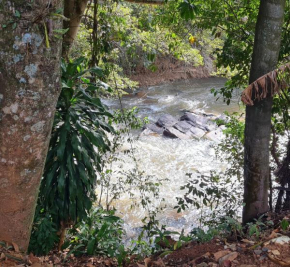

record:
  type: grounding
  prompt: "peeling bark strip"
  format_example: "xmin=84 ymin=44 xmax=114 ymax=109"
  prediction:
xmin=241 ymin=63 xmax=290 ymax=105
xmin=0 ymin=1 xmax=63 ymax=251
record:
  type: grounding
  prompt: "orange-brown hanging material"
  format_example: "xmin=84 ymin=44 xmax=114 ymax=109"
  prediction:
xmin=241 ymin=63 xmax=290 ymax=105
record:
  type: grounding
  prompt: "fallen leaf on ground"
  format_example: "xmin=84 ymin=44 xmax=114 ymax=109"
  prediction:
xmin=214 ymin=250 xmax=230 ymax=261
xmin=219 ymin=252 xmax=238 ymax=266
xmin=272 ymin=249 xmax=280 ymax=255
xmin=12 ymin=242 xmax=19 ymax=252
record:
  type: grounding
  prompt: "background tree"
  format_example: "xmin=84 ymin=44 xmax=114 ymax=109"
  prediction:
xmin=243 ymin=0 xmax=286 ymax=223
xmin=0 ymin=0 xmax=63 ymax=251
xmin=62 ymin=0 xmax=89 ymax=58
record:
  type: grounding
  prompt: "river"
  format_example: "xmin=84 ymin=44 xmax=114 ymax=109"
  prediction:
xmin=101 ymin=77 xmax=243 ymax=240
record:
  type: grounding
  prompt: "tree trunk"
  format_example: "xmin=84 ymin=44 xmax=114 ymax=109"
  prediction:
xmin=62 ymin=0 xmax=89 ymax=58
xmin=0 ymin=0 xmax=63 ymax=251
xmin=243 ymin=0 xmax=286 ymax=224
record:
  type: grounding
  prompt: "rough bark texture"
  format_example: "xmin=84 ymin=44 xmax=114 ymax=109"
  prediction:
xmin=243 ymin=0 xmax=286 ymax=224
xmin=62 ymin=0 xmax=89 ymax=58
xmin=0 ymin=0 xmax=63 ymax=251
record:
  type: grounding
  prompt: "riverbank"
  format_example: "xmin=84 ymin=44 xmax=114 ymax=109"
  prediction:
xmin=128 ymin=55 xmax=215 ymax=87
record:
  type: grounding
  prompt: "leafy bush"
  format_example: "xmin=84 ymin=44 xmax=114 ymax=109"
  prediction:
xmin=39 ymin=57 xmax=114 ymax=227
xmin=30 ymin=57 xmax=115 ymax=255
xmin=65 ymin=207 xmax=124 ymax=257
xmin=28 ymin=211 xmax=59 ymax=256
xmin=175 ymin=171 xmax=241 ymax=226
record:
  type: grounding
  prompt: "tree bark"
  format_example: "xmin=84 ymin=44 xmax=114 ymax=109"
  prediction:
xmin=243 ymin=0 xmax=286 ymax=224
xmin=62 ymin=0 xmax=89 ymax=58
xmin=0 ymin=0 xmax=63 ymax=251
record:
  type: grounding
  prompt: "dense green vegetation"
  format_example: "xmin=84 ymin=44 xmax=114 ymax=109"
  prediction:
xmin=1 ymin=0 xmax=290 ymax=265
xmin=26 ymin=0 xmax=290 ymax=261
xmin=71 ymin=1 xmax=224 ymax=91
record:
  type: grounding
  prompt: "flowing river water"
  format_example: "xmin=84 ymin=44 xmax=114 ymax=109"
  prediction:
xmin=102 ymin=77 xmax=243 ymax=240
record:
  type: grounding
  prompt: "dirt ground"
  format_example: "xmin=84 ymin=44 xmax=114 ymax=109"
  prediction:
xmin=1 ymin=235 xmax=290 ymax=267
xmin=2 ymin=211 xmax=290 ymax=267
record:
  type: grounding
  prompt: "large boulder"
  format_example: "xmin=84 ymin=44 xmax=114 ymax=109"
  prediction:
xmin=204 ymin=127 xmax=225 ymax=142
xmin=163 ymin=127 xmax=191 ymax=139
xmin=140 ymin=111 xmax=222 ymax=141
xmin=140 ymin=128 xmax=160 ymax=137
xmin=173 ymin=121 xmax=192 ymax=133
xmin=145 ymin=123 xmax=164 ymax=135
xmin=190 ymin=126 xmax=206 ymax=139
xmin=156 ymin=114 xmax=178 ymax=128
xmin=180 ymin=112 xmax=208 ymax=131
xmin=205 ymin=120 xmax=217 ymax=131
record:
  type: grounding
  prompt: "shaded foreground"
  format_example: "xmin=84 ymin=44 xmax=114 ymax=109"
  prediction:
xmin=0 ymin=238 xmax=288 ymax=267
xmin=2 ymin=212 xmax=290 ymax=267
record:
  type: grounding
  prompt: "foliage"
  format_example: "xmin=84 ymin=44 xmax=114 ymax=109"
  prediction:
xmin=175 ymin=171 xmax=241 ymax=226
xmin=281 ymin=219 xmax=290 ymax=231
xmin=65 ymin=207 xmax=124 ymax=258
xmin=28 ymin=210 xmax=59 ymax=256
xmin=29 ymin=58 xmax=113 ymax=255
xmin=173 ymin=0 xmax=290 ymax=103
xmin=32 ymin=57 xmax=114 ymax=239
xmin=71 ymin=0 xmax=221 ymax=93
xmin=189 ymin=227 xmax=219 ymax=243
xmin=216 ymin=112 xmax=244 ymax=182
xmin=246 ymin=215 xmax=274 ymax=239
xmin=188 ymin=216 xmax=243 ymax=243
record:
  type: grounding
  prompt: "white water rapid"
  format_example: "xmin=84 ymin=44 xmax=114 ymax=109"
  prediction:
xmin=102 ymin=77 xmax=243 ymax=240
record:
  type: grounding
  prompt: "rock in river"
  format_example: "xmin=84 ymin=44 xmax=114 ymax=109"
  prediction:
xmin=145 ymin=123 xmax=164 ymax=135
xmin=141 ymin=110 xmax=225 ymax=142
xmin=164 ymin=127 xmax=191 ymax=139
xmin=156 ymin=114 xmax=178 ymax=128
xmin=173 ymin=121 xmax=192 ymax=133
xmin=204 ymin=127 xmax=225 ymax=142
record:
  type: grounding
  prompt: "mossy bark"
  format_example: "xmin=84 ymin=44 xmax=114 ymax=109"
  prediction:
xmin=0 ymin=0 xmax=63 ymax=251
xmin=243 ymin=0 xmax=286 ymax=223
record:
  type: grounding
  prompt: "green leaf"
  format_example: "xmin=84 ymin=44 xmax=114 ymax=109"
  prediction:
xmin=249 ymin=225 xmax=257 ymax=236
xmin=178 ymin=1 xmax=198 ymax=20
xmin=56 ymin=125 xmax=68 ymax=161
xmin=57 ymin=165 xmax=66 ymax=195
xmin=14 ymin=10 xmax=21 ymax=18
xmin=53 ymin=28 xmax=69 ymax=35
xmin=87 ymin=239 xmax=96 ymax=255
xmin=281 ymin=219 xmax=289 ymax=231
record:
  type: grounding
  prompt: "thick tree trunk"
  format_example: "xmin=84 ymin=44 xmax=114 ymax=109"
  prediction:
xmin=243 ymin=0 xmax=285 ymax=223
xmin=0 ymin=0 xmax=63 ymax=251
xmin=62 ymin=0 xmax=89 ymax=58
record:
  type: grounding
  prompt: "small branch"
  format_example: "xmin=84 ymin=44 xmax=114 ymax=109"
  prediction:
xmin=271 ymin=124 xmax=280 ymax=166
xmin=273 ymin=186 xmax=290 ymax=191
xmin=43 ymin=21 xmax=50 ymax=48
